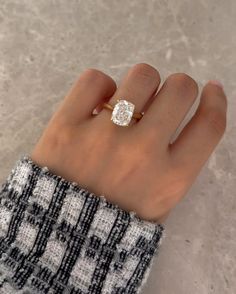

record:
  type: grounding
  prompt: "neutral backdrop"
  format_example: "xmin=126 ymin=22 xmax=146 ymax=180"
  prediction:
xmin=0 ymin=1 xmax=235 ymax=293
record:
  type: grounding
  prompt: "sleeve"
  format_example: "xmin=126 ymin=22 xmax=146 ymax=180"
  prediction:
xmin=0 ymin=156 xmax=164 ymax=294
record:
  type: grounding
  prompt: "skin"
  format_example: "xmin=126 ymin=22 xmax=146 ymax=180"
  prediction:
xmin=31 ymin=63 xmax=227 ymax=223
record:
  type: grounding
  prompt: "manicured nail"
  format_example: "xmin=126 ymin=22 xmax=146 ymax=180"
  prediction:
xmin=208 ymin=80 xmax=224 ymax=89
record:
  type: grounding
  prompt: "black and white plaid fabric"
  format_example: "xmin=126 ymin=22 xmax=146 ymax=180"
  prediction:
xmin=0 ymin=157 xmax=164 ymax=293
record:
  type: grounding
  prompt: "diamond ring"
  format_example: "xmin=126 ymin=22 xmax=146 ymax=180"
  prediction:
xmin=103 ymin=99 xmax=144 ymax=127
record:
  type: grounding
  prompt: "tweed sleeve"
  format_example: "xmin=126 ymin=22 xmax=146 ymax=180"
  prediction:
xmin=0 ymin=157 xmax=164 ymax=294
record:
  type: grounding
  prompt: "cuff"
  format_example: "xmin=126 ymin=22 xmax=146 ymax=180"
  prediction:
xmin=0 ymin=156 xmax=164 ymax=294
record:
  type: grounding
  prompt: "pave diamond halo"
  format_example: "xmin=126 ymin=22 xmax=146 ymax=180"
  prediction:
xmin=111 ymin=99 xmax=135 ymax=127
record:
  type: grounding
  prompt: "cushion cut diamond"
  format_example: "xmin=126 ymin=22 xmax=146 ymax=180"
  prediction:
xmin=111 ymin=100 xmax=135 ymax=126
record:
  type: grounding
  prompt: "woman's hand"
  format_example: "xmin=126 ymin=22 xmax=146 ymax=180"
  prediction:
xmin=31 ymin=63 xmax=227 ymax=222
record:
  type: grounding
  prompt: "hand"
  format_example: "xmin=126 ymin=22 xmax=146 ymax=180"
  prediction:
xmin=31 ymin=63 xmax=227 ymax=222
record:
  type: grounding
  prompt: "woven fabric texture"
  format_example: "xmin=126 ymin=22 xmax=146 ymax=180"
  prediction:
xmin=0 ymin=157 xmax=164 ymax=293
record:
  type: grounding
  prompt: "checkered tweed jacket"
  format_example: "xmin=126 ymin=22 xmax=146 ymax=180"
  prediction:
xmin=0 ymin=157 xmax=164 ymax=293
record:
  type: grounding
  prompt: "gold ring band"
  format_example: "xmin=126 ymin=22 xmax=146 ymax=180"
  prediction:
xmin=103 ymin=102 xmax=144 ymax=120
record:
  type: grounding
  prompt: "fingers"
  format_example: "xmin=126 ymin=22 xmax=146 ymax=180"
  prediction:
xmin=170 ymin=81 xmax=227 ymax=174
xmin=140 ymin=73 xmax=198 ymax=143
xmin=98 ymin=63 xmax=161 ymax=126
xmin=54 ymin=69 xmax=117 ymax=125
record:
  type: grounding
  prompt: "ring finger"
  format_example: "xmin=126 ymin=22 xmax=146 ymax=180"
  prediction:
xmin=98 ymin=63 xmax=161 ymax=127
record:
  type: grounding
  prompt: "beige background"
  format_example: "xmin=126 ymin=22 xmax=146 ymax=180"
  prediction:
xmin=0 ymin=1 xmax=235 ymax=293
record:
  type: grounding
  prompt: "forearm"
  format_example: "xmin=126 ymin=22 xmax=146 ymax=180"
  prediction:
xmin=0 ymin=157 xmax=164 ymax=293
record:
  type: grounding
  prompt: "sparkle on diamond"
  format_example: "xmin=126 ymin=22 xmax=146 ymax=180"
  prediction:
xmin=111 ymin=100 xmax=135 ymax=126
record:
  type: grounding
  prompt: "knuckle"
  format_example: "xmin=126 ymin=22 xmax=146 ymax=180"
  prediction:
xmin=167 ymin=73 xmax=198 ymax=94
xmin=203 ymin=108 xmax=227 ymax=135
xmin=131 ymin=63 xmax=160 ymax=81
xmin=79 ymin=68 xmax=107 ymax=83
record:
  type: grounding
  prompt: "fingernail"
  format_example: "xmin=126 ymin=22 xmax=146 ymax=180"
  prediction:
xmin=208 ymin=80 xmax=224 ymax=89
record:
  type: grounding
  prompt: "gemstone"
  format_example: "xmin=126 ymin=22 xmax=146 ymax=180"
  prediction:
xmin=111 ymin=100 xmax=135 ymax=126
